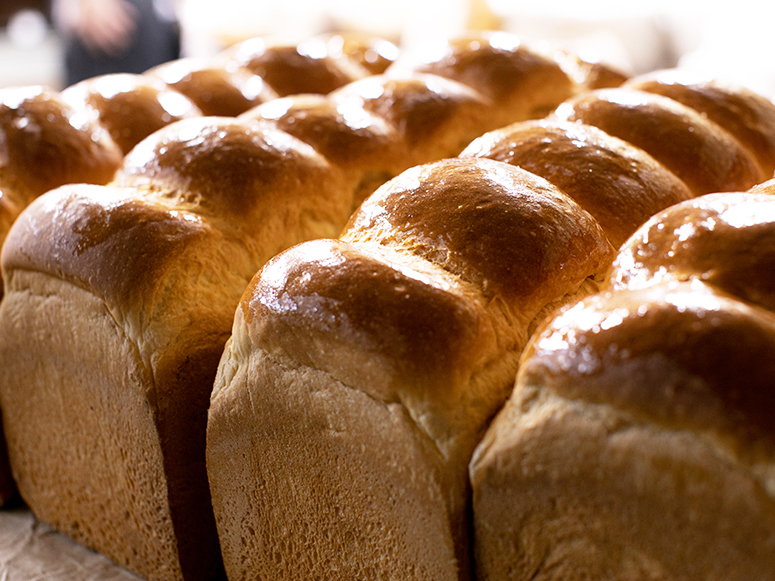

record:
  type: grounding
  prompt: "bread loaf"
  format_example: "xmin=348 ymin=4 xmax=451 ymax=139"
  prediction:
xmin=0 ymin=32 xmax=595 ymax=581
xmin=3 ymin=28 xmax=774 ymax=579
xmin=459 ymin=118 xmax=694 ymax=247
xmin=470 ymin=280 xmax=775 ymax=580
xmin=469 ymin=189 xmax=775 ymax=580
xmin=60 ymin=73 xmax=203 ymax=154
xmin=0 ymin=84 xmax=123 ymax=293
xmin=205 ymin=62 xmax=775 ymax=580
xmin=0 ymin=117 xmax=350 ymax=581
xmin=553 ymin=87 xmax=768 ymax=195
xmin=147 ymin=57 xmax=279 ymax=117
xmin=623 ymin=69 xmax=775 ymax=177
xmin=611 ymin=191 xmax=775 ymax=311
xmin=221 ymin=36 xmax=373 ymax=97
xmin=206 ymin=157 xmax=614 ymax=580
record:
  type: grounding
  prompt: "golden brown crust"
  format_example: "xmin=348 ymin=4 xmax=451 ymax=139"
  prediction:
xmin=330 ymin=73 xmax=493 ymax=164
xmin=460 ymin=118 xmax=693 ymax=248
xmin=553 ymin=88 xmax=767 ymax=195
xmin=113 ymin=116 xmax=350 ymax=235
xmin=470 ymin=281 xmax=775 ymax=581
xmin=0 ymin=85 xmax=122 ymax=203
xmin=225 ymin=37 xmax=370 ymax=97
xmin=148 ymin=57 xmax=279 ymax=117
xmin=625 ymin=69 xmax=775 ymax=178
xmin=210 ymin=157 xmax=614 ymax=580
xmin=240 ymin=93 xmax=410 ymax=207
xmin=342 ymin=158 xmax=614 ymax=313
xmin=314 ymin=32 xmax=400 ymax=75
xmin=550 ymin=48 xmax=630 ymax=91
xmin=611 ymin=192 xmax=775 ymax=312
xmin=60 ymin=73 xmax=202 ymax=155
xmin=243 ymin=238 xmax=492 ymax=407
xmin=521 ymin=281 xmax=775 ymax=445
xmin=390 ymin=32 xmax=574 ymax=126
xmin=1 ymin=184 xmax=212 ymax=308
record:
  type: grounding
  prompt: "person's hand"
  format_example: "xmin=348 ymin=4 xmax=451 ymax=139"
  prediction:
xmin=75 ymin=0 xmax=139 ymax=57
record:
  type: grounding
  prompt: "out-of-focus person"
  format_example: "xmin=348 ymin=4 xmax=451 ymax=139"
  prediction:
xmin=52 ymin=0 xmax=181 ymax=87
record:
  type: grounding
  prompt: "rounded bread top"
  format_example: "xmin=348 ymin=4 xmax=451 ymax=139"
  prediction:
xmin=113 ymin=115 xmax=346 ymax=230
xmin=313 ymin=32 xmax=400 ymax=75
xmin=390 ymin=31 xmax=574 ymax=124
xmin=1 ymin=183 xmax=212 ymax=308
xmin=0 ymin=85 xmax=122 ymax=202
xmin=611 ymin=191 xmax=775 ymax=313
xmin=241 ymin=237 xmax=494 ymax=407
xmin=550 ymin=48 xmax=630 ymax=91
xmin=60 ymin=73 xmax=202 ymax=155
xmin=460 ymin=118 xmax=693 ymax=248
xmin=624 ymin=69 xmax=775 ymax=177
xmin=224 ymin=37 xmax=370 ymax=97
xmin=518 ymin=281 xmax=775 ymax=449
xmin=341 ymin=157 xmax=614 ymax=315
xmin=148 ymin=57 xmax=279 ymax=117
xmin=329 ymin=73 xmax=493 ymax=163
xmin=240 ymin=93 xmax=409 ymax=185
xmin=553 ymin=88 xmax=766 ymax=195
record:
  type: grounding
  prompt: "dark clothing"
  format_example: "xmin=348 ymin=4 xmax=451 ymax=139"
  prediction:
xmin=63 ymin=0 xmax=180 ymax=87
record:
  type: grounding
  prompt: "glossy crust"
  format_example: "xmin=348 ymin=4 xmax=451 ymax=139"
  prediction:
xmin=206 ymin=158 xmax=614 ymax=581
xmin=148 ymin=57 xmax=279 ymax=117
xmin=611 ymin=191 xmax=775 ymax=312
xmin=471 ymin=281 xmax=775 ymax=580
xmin=60 ymin=73 xmax=202 ymax=155
xmin=625 ymin=69 xmax=775 ymax=177
xmin=330 ymin=73 xmax=495 ymax=164
xmin=240 ymin=93 xmax=410 ymax=208
xmin=460 ymin=118 xmax=693 ymax=247
xmin=390 ymin=32 xmax=575 ymax=128
xmin=0 ymin=85 xmax=122 ymax=298
xmin=225 ymin=37 xmax=370 ymax=97
xmin=551 ymin=48 xmax=630 ymax=91
xmin=553 ymin=88 xmax=767 ymax=195
xmin=0 ymin=85 xmax=121 ymax=204
xmin=314 ymin=32 xmax=400 ymax=75
xmin=0 ymin=116 xmax=351 ymax=581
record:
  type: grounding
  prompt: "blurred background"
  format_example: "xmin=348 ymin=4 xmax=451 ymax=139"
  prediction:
xmin=1 ymin=0 xmax=773 ymax=98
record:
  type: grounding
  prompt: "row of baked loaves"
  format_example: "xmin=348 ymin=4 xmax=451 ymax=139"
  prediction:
xmin=0 ymin=30 xmax=774 ymax=581
xmin=0 ymin=30 xmax=627 ymax=299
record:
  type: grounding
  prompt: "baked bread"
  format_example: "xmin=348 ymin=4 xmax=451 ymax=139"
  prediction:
xmin=553 ymin=87 xmax=767 ymax=195
xmin=0 ymin=84 xmax=123 ymax=294
xmin=0 ymin=117 xmax=350 ymax=581
xmin=3 ymin=29 xmax=774 ymax=580
xmin=0 ymin=85 xmax=124 ymax=507
xmin=469 ymin=189 xmax=775 ymax=579
xmin=239 ymin=92 xmax=410 ymax=209
xmin=623 ymin=69 xmax=775 ymax=178
xmin=388 ymin=32 xmax=577 ymax=131
xmin=60 ymin=73 xmax=203 ymax=154
xmin=550 ymin=48 xmax=630 ymax=91
xmin=0 ymin=32 xmax=590 ymax=579
xmin=241 ymin=33 xmax=581 ymax=209
xmin=313 ymin=32 xmax=400 ymax=75
xmin=459 ymin=117 xmax=694 ymax=248
xmin=470 ymin=280 xmax=775 ymax=580
xmin=222 ymin=36 xmax=372 ymax=97
xmin=611 ymin=191 xmax=775 ymax=311
xmin=206 ymin=157 xmax=614 ymax=581
xmin=147 ymin=56 xmax=280 ymax=117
